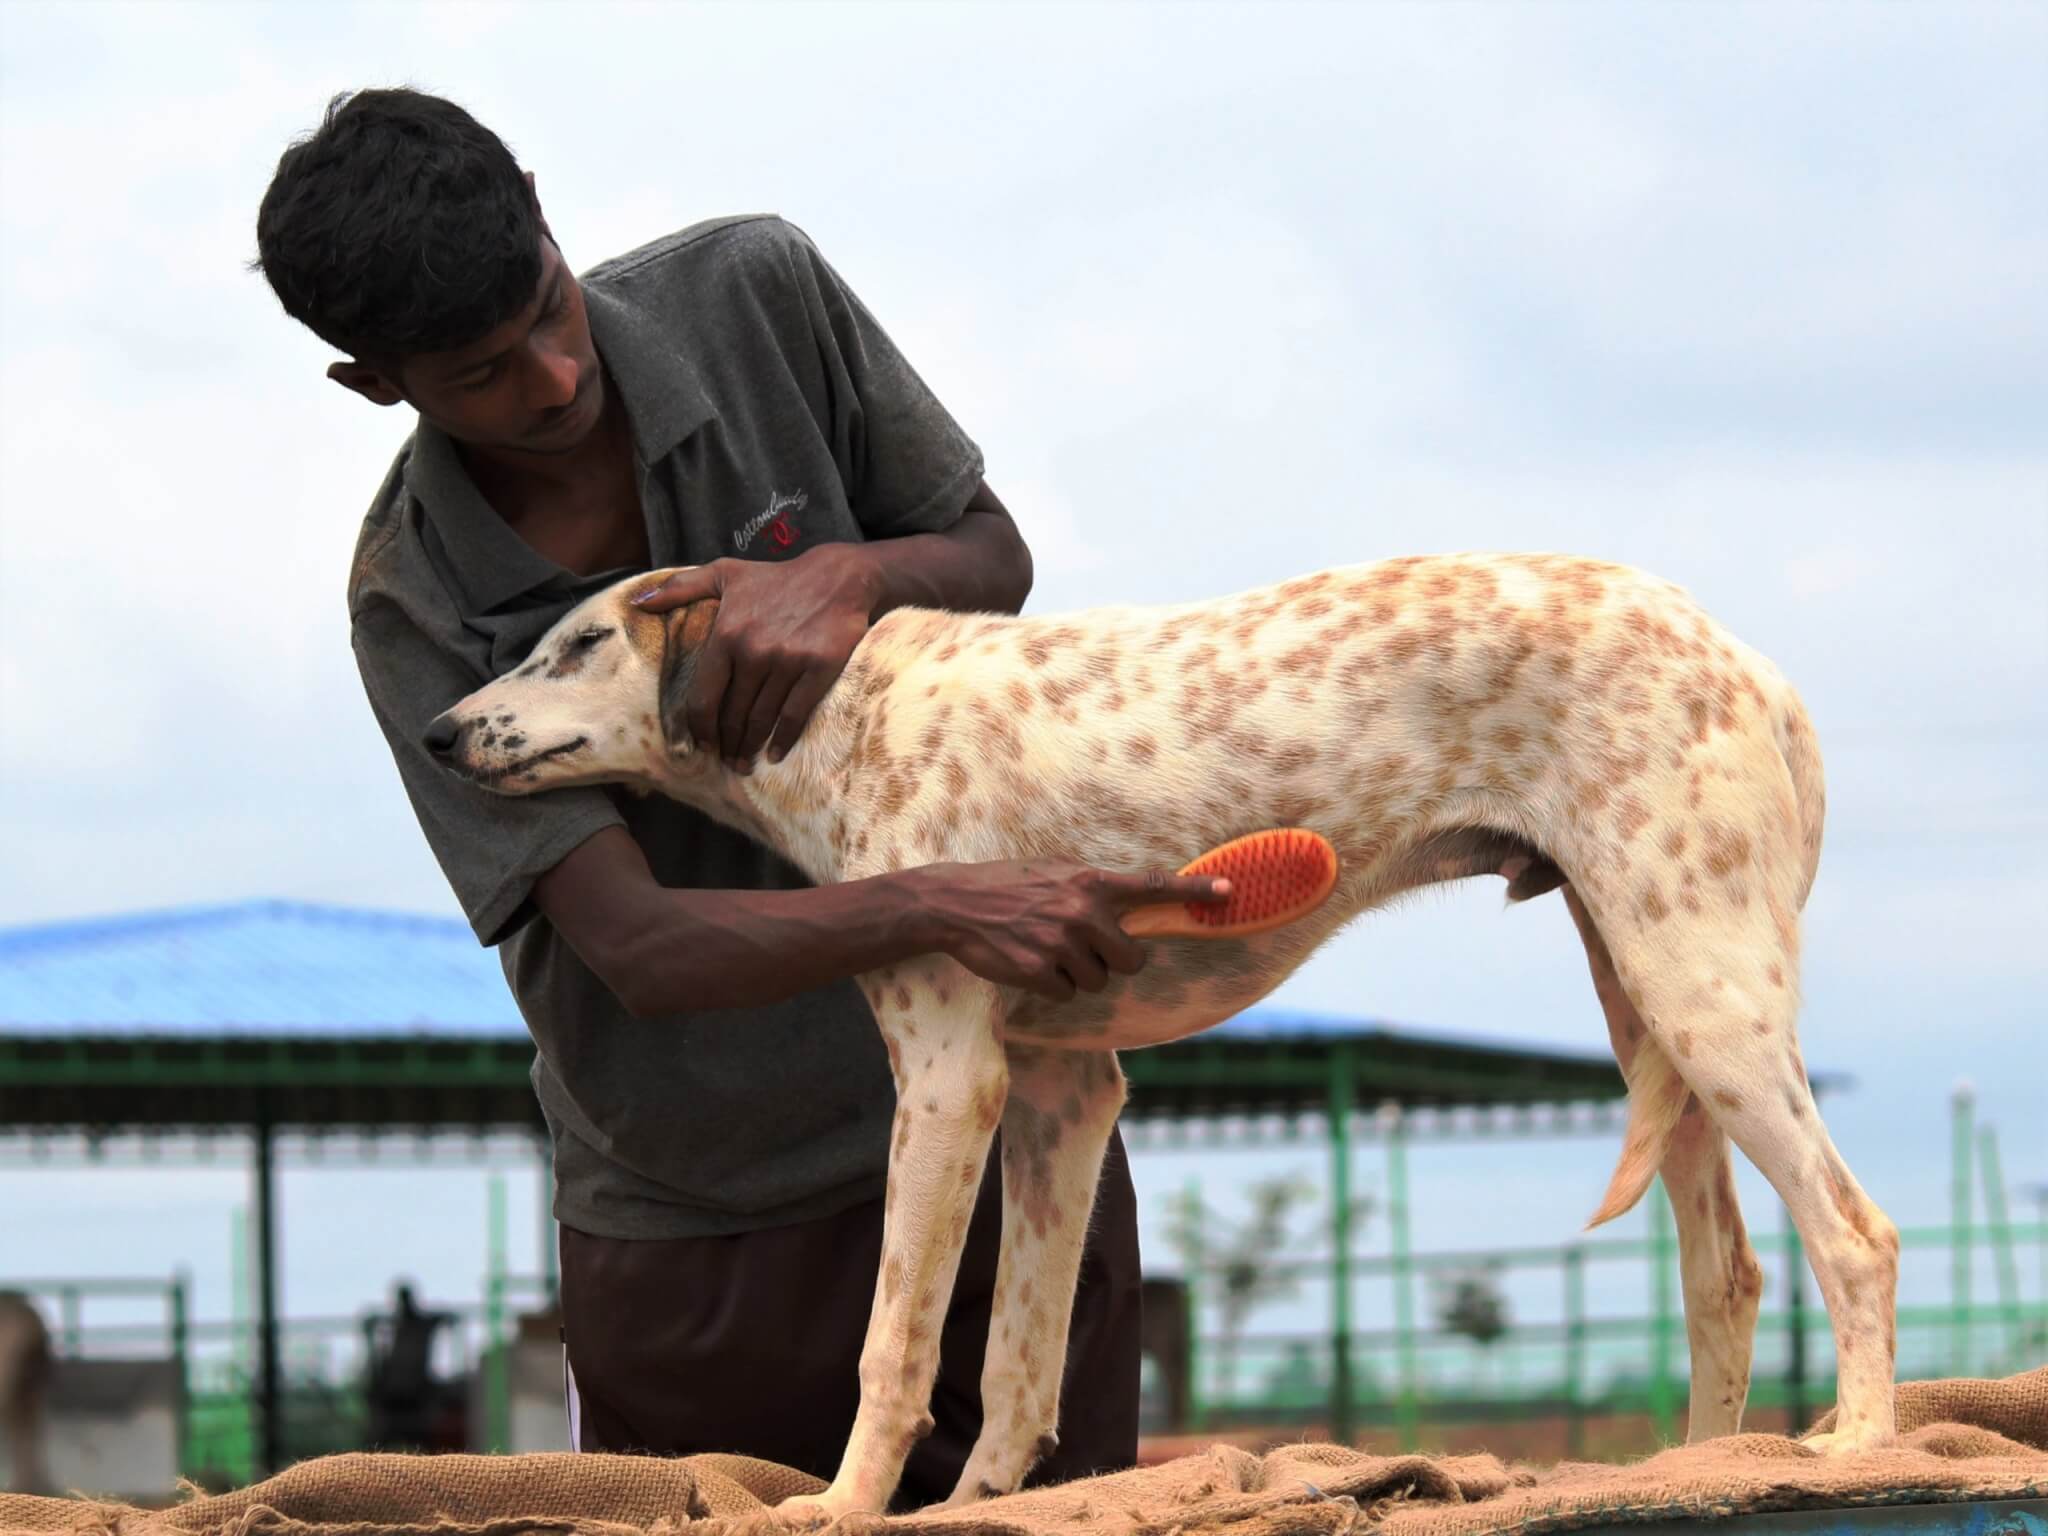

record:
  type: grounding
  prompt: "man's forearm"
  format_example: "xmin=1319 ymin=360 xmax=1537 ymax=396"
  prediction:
xmin=607 ymin=874 xmax=946 ymax=1016
xmin=536 ymin=826 xmax=950 ymax=1016
xmin=858 ymin=481 xmax=1034 ymax=619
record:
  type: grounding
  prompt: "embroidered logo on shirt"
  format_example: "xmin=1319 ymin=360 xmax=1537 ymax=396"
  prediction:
xmin=734 ymin=489 xmax=807 ymax=553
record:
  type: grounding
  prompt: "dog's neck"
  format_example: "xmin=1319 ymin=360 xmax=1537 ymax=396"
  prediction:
xmin=646 ymin=683 xmax=860 ymax=887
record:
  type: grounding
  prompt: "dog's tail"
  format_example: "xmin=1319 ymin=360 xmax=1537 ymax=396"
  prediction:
xmin=1774 ymin=689 xmax=1827 ymax=909
xmin=1586 ymin=1036 xmax=1692 ymax=1229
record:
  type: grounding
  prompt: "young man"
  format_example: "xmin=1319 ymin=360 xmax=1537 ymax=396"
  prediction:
xmin=256 ymin=89 xmax=1220 ymax=1504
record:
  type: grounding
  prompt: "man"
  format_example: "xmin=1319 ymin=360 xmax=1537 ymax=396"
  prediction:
xmin=365 ymin=1283 xmax=457 ymax=1453
xmin=0 ymin=1290 xmax=52 ymax=1496
xmin=255 ymin=89 xmax=1219 ymax=1505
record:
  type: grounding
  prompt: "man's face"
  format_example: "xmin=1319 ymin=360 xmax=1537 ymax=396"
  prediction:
xmin=385 ymin=238 xmax=608 ymax=456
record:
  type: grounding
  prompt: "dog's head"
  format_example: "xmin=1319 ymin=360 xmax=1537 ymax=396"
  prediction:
xmin=422 ymin=568 xmax=720 ymax=795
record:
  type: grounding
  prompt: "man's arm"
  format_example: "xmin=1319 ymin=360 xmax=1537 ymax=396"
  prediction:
xmin=856 ymin=479 xmax=1033 ymax=619
xmin=534 ymin=825 xmax=1225 ymax=1018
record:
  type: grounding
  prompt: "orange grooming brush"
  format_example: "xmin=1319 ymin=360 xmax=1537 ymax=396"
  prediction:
xmin=1122 ymin=828 xmax=1340 ymax=939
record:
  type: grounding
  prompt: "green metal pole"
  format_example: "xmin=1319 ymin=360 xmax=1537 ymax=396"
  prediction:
xmin=1649 ymin=1179 xmax=1676 ymax=1443
xmin=1978 ymin=1126 xmax=2022 ymax=1362
xmin=487 ymin=1172 xmax=510 ymax=1453
xmin=1384 ymin=1101 xmax=1419 ymax=1451
xmin=1328 ymin=1042 xmax=1356 ymax=1445
xmin=171 ymin=1268 xmax=192 ymax=1479
xmin=1184 ymin=1174 xmax=1206 ymax=1433
xmin=1783 ymin=1205 xmax=1807 ymax=1435
xmin=537 ymin=1139 xmax=559 ymax=1303
xmin=2036 ymin=1189 xmax=2048 ymax=1333
xmin=59 ymin=1286 xmax=81 ymax=1355
xmin=229 ymin=1204 xmax=253 ymax=1483
xmin=1563 ymin=1245 xmax=1586 ymax=1459
xmin=230 ymin=1204 xmax=250 ymax=1381
xmin=1951 ymin=1083 xmax=1974 ymax=1378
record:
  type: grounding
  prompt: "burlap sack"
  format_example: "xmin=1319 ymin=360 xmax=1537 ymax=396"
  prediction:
xmin=6 ymin=1369 xmax=2043 ymax=1536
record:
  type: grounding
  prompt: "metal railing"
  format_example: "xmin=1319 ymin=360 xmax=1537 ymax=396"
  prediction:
xmin=1172 ymin=1203 xmax=2048 ymax=1454
xmin=12 ymin=1207 xmax=2042 ymax=1480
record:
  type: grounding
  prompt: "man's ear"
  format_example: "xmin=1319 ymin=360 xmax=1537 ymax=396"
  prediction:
xmin=657 ymin=599 xmax=721 ymax=749
xmin=327 ymin=360 xmax=406 ymax=407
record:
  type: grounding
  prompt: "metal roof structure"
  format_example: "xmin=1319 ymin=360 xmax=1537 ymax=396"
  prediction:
xmin=3 ymin=896 xmax=1768 ymax=1471
xmin=0 ymin=899 xmax=517 ymax=1036
xmin=0 ymin=898 xmax=1633 ymax=1133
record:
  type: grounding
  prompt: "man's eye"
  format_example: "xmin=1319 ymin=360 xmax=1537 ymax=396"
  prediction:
xmin=462 ymin=366 xmax=500 ymax=393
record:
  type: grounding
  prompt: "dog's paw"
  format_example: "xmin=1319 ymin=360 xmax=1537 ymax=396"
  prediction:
xmin=1802 ymin=1427 xmax=1895 ymax=1456
xmin=772 ymin=1491 xmax=876 ymax=1528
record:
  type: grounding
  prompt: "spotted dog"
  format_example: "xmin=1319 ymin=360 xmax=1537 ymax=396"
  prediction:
xmin=427 ymin=554 xmax=1898 ymax=1515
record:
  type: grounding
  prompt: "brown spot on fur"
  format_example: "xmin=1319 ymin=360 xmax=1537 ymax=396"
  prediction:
xmin=1703 ymin=824 xmax=1752 ymax=879
xmin=1676 ymin=1029 xmax=1694 ymax=1058
xmin=1713 ymin=1090 xmax=1743 ymax=1110
xmin=1823 ymin=1155 xmax=1883 ymax=1248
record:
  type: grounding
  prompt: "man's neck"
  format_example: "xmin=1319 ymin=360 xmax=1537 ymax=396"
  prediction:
xmin=455 ymin=379 xmax=634 ymax=503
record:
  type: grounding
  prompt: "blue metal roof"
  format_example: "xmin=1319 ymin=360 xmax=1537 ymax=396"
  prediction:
xmin=0 ymin=900 xmax=523 ymax=1037
xmin=0 ymin=899 xmax=1588 ymax=1059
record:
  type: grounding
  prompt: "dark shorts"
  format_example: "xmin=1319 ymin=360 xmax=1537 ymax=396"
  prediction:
xmin=558 ymin=1127 xmax=1142 ymax=1511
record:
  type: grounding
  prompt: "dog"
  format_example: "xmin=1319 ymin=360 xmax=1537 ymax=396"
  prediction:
xmin=427 ymin=553 xmax=1899 ymax=1515
xmin=0 ymin=1291 xmax=53 ymax=1496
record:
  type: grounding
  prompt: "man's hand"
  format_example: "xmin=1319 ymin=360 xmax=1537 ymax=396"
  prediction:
xmin=633 ymin=544 xmax=882 ymax=771
xmin=905 ymin=861 xmax=1233 ymax=1001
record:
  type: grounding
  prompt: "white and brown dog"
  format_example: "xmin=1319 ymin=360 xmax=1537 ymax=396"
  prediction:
xmin=428 ymin=553 xmax=1898 ymax=1515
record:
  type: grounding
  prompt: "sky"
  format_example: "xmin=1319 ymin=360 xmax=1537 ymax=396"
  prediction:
xmin=1 ymin=0 xmax=2044 ymax=1391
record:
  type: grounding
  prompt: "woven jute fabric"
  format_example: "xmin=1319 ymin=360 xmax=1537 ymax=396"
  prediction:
xmin=6 ymin=1369 xmax=2044 ymax=1536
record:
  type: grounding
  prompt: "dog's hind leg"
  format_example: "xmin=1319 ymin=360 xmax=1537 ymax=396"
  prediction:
xmin=1567 ymin=866 xmax=1898 ymax=1452
xmin=940 ymin=1047 xmax=1126 ymax=1508
xmin=778 ymin=973 xmax=1010 ymax=1522
xmin=1564 ymin=887 xmax=1764 ymax=1440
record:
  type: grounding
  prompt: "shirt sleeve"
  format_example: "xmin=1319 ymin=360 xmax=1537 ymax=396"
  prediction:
xmin=351 ymin=594 xmax=624 ymax=948
xmin=781 ymin=226 xmax=986 ymax=539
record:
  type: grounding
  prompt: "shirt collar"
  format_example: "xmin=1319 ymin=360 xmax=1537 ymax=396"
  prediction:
xmin=404 ymin=277 xmax=719 ymax=617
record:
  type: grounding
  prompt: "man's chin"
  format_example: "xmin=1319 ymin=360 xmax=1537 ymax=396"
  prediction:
xmin=524 ymin=377 xmax=604 ymax=453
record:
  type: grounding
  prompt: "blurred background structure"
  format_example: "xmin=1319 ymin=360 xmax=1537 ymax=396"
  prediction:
xmin=3 ymin=901 xmax=2040 ymax=1495
xmin=2 ymin=0 xmax=2042 ymax=1502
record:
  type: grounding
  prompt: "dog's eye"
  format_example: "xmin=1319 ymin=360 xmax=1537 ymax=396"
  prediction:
xmin=572 ymin=627 xmax=612 ymax=652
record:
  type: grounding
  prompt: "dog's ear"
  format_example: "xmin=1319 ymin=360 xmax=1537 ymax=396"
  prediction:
xmin=657 ymin=599 xmax=722 ymax=749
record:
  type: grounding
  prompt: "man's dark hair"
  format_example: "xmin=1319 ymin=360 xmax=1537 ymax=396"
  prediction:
xmin=254 ymin=88 xmax=543 ymax=361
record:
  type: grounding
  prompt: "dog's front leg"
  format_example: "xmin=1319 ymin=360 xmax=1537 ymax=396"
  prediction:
xmin=941 ymin=1047 xmax=1126 ymax=1507
xmin=778 ymin=971 xmax=1008 ymax=1523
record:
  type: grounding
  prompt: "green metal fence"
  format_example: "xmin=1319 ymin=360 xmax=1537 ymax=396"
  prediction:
xmin=1173 ymin=1205 xmax=2048 ymax=1456
xmin=14 ymin=1204 xmax=2043 ymax=1482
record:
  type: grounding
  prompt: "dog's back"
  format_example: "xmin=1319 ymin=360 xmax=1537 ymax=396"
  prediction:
xmin=844 ymin=553 xmax=1823 ymax=1051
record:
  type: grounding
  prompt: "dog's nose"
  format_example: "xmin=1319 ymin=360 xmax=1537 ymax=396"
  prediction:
xmin=422 ymin=714 xmax=464 ymax=757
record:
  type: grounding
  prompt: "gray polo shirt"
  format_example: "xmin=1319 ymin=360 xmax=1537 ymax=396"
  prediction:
xmin=347 ymin=215 xmax=986 ymax=1239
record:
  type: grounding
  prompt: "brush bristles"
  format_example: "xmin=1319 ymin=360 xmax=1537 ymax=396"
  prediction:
xmin=1181 ymin=829 xmax=1338 ymax=927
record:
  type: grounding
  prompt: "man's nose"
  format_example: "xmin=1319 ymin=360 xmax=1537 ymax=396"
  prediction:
xmin=533 ymin=347 xmax=579 ymax=408
xmin=422 ymin=713 xmax=465 ymax=757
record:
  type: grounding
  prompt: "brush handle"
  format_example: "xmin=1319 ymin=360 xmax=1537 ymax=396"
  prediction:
xmin=1120 ymin=904 xmax=1207 ymax=939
